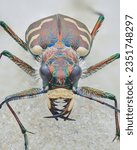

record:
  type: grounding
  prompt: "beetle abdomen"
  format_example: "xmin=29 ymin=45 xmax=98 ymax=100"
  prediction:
xmin=25 ymin=14 xmax=92 ymax=57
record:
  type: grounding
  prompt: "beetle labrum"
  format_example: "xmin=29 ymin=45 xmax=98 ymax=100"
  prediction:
xmin=0 ymin=13 xmax=120 ymax=149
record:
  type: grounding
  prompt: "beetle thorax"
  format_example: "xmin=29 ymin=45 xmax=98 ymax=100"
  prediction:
xmin=42 ymin=46 xmax=79 ymax=63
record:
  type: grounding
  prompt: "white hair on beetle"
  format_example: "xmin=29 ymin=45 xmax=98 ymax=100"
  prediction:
xmin=79 ymin=58 xmax=88 ymax=70
xmin=33 ymin=60 xmax=43 ymax=86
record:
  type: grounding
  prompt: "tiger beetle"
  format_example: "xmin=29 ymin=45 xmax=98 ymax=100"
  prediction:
xmin=0 ymin=12 xmax=120 ymax=150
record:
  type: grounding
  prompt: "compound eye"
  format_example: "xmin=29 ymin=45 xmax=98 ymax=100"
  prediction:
xmin=39 ymin=64 xmax=52 ymax=82
xmin=70 ymin=65 xmax=82 ymax=83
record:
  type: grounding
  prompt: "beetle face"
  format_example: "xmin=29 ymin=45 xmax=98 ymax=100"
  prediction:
xmin=39 ymin=47 xmax=82 ymax=89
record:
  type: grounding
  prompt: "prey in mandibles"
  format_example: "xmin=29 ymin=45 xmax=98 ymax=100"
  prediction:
xmin=0 ymin=13 xmax=120 ymax=150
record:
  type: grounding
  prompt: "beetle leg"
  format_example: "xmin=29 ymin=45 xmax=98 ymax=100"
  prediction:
xmin=0 ymin=88 xmax=46 ymax=108
xmin=91 ymin=13 xmax=104 ymax=39
xmin=0 ymin=50 xmax=36 ymax=77
xmin=6 ymin=103 xmax=34 ymax=150
xmin=74 ymin=86 xmax=120 ymax=140
xmin=81 ymin=53 xmax=120 ymax=78
xmin=0 ymin=88 xmax=46 ymax=150
xmin=0 ymin=21 xmax=28 ymax=51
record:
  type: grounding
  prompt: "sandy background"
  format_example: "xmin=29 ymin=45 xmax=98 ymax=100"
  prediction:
xmin=0 ymin=0 xmax=120 ymax=150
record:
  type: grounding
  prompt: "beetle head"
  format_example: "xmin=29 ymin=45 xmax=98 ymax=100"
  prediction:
xmin=39 ymin=47 xmax=82 ymax=89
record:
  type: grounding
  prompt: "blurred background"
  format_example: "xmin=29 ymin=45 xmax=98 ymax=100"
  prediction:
xmin=0 ymin=0 xmax=119 ymax=150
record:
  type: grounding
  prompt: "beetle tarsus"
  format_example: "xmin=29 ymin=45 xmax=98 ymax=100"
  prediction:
xmin=21 ymin=127 xmax=35 ymax=150
xmin=112 ymin=133 xmax=120 ymax=142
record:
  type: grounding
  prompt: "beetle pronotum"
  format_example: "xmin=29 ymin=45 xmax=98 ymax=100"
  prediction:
xmin=0 ymin=12 xmax=120 ymax=150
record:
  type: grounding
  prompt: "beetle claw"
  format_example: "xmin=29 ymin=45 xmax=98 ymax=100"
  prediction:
xmin=26 ymin=130 xmax=35 ymax=135
xmin=44 ymin=112 xmax=75 ymax=121
xmin=112 ymin=131 xmax=120 ymax=142
xmin=44 ymin=115 xmax=59 ymax=120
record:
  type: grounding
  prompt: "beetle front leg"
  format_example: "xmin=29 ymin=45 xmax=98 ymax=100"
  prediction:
xmin=0 ymin=88 xmax=46 ymax=150
xmin=74 ymin=86 xmax=120 ymax=140
xmin=0 ymin=50 xmax=36 ymax=77
xmin=0 ymin=21 xmax=28 ymax=51
xmin=6 ymin=103 xmax=34 ymax=150
xmin=81 ymin=53 xmax=120 ymax=78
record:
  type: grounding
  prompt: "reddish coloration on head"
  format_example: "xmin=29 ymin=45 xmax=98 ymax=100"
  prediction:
xmin=57 ymin=34 xmax=63 ymax=41
xmin=56 ymin=68 xmax=66 ymax=85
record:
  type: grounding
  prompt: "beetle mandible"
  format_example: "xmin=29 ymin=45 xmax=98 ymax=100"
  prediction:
xmin=0 ymin=13 xmax=120 ymax=150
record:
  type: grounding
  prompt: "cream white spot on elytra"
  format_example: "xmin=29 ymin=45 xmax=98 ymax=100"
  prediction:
xmin=76 ymin=47 xmax=89 ymax=57
xmin=80 ymin=35 xmax=90 ymax=47
xmin=29 ymin=34 xmax=39 ymax=48
xmin=30 ymin=45 xmax=43 ymax=55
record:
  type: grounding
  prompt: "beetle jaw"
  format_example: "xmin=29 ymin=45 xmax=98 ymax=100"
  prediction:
xmin=46 ymin=88 xmax=74 ymax=120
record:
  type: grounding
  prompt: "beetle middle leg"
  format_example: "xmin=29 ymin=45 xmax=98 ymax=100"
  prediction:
xmin=0 ymin=88 xmax=46 ymax=150
xmin=81 ymin=53 xmax=120 ymax=78
xmin=0 ymin=50 xmax=36 ymax=77
xmin=74 ymin=86 xmax=120 ymax=140
xmin=6 ymin=103 xmax=34 ymax=150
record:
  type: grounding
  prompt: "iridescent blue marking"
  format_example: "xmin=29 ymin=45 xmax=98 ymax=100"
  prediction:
xmin=48 ymin=33 xmax=58 ymax=47
xmin=62 ymin=34 xmax=73 ymax=47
